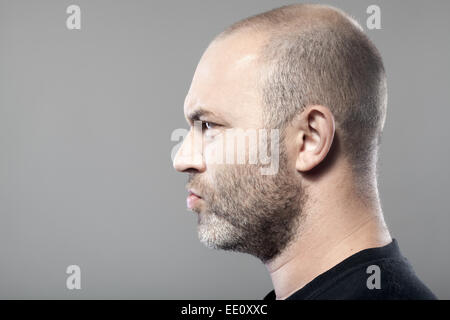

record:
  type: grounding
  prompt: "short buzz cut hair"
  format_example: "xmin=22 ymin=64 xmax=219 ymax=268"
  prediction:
xmin=216 ymin=4 xmax=387 ymax=187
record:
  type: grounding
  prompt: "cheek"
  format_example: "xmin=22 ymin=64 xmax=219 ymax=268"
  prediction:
xmin=205 ymin=163 xmax=227 ymax=187
xmin=204 ymin=132 xmax=258 ymax=166
xmin=203 ymin=136 xmax=225 ymax=166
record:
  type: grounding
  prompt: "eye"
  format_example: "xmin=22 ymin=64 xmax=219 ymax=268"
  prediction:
xmin=202 ymin=121 xmax=218 ymax=130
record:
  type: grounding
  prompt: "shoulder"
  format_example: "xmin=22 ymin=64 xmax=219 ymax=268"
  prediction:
xmin=310 ymin=257 xmax=437 ymax=300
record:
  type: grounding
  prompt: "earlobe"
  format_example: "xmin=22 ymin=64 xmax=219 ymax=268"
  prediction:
xmin=295 ymin=106 xmax=335 ymax=172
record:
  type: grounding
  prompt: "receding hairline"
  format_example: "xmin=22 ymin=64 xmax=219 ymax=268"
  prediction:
xmin=214 ymin=4 xmax=364 ymax=44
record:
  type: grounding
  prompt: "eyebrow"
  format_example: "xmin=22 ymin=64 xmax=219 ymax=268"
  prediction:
xmin=186 ymin=108 xmax=221 ymax=125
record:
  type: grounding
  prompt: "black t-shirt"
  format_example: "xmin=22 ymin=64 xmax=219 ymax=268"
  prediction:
xmin=263 ymin=239 xmax=437 ymax=300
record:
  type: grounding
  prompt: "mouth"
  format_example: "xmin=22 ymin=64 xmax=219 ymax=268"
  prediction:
xmin=187 ymin=189 xmax=202 ymax=210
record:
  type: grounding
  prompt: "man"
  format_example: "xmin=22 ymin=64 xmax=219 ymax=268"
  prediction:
xmin=173 ymin=4 xmax=437 ymax=300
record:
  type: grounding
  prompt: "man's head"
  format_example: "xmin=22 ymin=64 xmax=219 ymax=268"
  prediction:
xmin=173 ymin=4 xmax=387 ymax=263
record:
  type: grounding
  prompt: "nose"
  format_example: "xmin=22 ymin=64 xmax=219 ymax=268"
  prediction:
xmin=173 ymin=129 xmax=206 ymax=173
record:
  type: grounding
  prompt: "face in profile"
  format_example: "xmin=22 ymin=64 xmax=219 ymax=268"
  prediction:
xmin=174 ymin=32 xmax=308 ymax=263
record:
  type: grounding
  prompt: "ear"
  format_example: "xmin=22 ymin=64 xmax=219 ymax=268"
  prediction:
xmin=295 ymin=105 xmax=335 ymax=172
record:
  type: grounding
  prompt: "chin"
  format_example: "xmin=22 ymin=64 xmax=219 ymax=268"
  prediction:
xmin=197 ymin=214 xmax=239 ymax=251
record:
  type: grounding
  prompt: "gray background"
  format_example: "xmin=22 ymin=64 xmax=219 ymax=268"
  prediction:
xmin=0 ymin=0 xmax=449 ymax=299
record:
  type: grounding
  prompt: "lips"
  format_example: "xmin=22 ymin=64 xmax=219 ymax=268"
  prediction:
xmin=188 ymin=189 xmax=202 ymax=198
xmin=187 ymin=189 xmax=202 ymax=209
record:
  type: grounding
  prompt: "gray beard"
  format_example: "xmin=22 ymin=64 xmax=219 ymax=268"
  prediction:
xmin=188 ymin=148 xmax=308 ymax=263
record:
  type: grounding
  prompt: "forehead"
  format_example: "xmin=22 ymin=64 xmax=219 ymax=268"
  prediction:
xmin=184 ymin=32 xmax=266 ymax=128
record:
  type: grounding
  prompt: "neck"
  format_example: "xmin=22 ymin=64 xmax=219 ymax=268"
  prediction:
xmin=265 ymin=170 xmax=391 ymax=300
